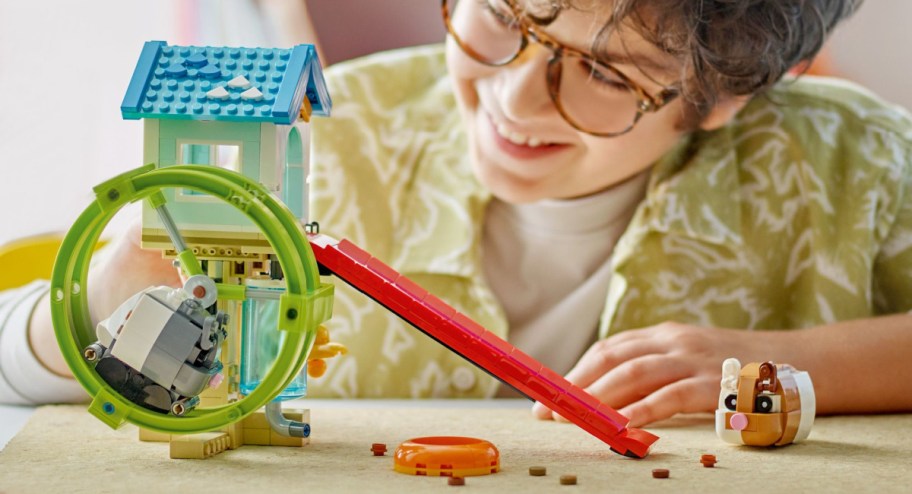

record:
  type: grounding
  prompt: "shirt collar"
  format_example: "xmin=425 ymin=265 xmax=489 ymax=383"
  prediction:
xmin=638 ymin=128 xmax=744 ymax=246
xmin=391 ymin=126 xmax=744 ymax=280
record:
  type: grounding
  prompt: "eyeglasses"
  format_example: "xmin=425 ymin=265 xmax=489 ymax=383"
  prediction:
xmin=442 ymin=0 xmax=679 ymax=137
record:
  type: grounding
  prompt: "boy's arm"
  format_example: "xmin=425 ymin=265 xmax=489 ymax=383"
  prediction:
xmin=0 ymin=282 xmax=85 ymax=405
xmin=536 ymin=138 xmax=912 ymax=427
xmin=25 ymin=219 xmax=181 ymax=395
xmin=534 ymin=316 xmax=912 ymax=428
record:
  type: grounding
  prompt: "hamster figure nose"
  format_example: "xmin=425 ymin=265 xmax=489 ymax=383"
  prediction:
xmin=730 ymin=413 xmax=749 ymax=431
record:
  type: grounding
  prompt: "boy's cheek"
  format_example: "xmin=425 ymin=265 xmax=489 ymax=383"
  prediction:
xmin=445 ymin=40 xmax=496 ymax=82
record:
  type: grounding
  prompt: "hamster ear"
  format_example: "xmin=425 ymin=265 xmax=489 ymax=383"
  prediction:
xmin=720 ymin=358 xmax=742 ymax=391
xmin=699 ymin=96 xmax=751 ymax=131
xmin=722 ymin=358 xmax=742 ymax=376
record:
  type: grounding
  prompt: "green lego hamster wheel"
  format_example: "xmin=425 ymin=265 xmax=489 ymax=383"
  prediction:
xmin=51 ymin=164 xmax=333 ymax=433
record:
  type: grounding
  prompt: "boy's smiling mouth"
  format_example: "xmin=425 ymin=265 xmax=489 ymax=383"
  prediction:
xmin=486 ymin=113 xmax=567 ymax=161
xmin=494 ymin=120 xmax=550 ymax=147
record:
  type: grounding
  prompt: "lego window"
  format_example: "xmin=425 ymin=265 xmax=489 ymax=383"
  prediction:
xmin=179 ymin=143 xmax=241 ymax=171
xmin=178 ymin=142 xmax=242 ymax=197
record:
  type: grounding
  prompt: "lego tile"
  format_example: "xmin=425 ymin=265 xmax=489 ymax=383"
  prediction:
xmin=268 ymin=431 xmax=308 ymax=447
xmin=395 ymin=275 xmax=429 ymax=301
xmin=424 ymin=294 xmax=457 ymax=320
xmin=222 ymin=421 xmax=245 ymax=450
xmin=595 ymin=403 xmax=631 ymax=431
xmin=242 ymin=410 xmax=271 ymax=430
xmin=365 ymin=257 xmax=400 ymax=283
xmin=553 ymin=392 xmax=590 ymax=425
xmin=122 ymin=40 xmax=167 ymax=116
xmin=259 ymin=123 xmax=278 ymax=190
xmin=169 ymin=432 xmax=231 ymax=459
xmin=243 ymin=429 xmax=271 ymax=446
xmin=371 ymin=282 xmax=416 ymax=316
xmin=143 ymin=119 xmax=159 ymax=165
xmin=336 ymin=239 xmax=371 ymax=265
xmin=139 ymin=428 xmax=172 ymax=443
xmin=451 ymin=313 xmax=485 ymax=337
xmin=566 ymin=385 xmax=603 ymax=413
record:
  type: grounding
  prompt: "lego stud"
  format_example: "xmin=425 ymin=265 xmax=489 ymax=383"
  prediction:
xmin=529 ymin=466 xmax=547 ymax=476
xmin=208 ymin=373 xmax=225 ymax=389
xmin=559 ymin=474 xmax=577 ymax=485
xmin=652 ymin=468 xmax=670 ymax=479
xmin=729 ymin=413 xmax=749 ymax=431
xmin=83 ymin=343 xmax=104 ymax=362
xmin=700 ymin=454 xmax=717 ymax=468
xmin=447 ymin=477 xmax=465 ymax=486
xmin=371 ymin=443 xmax=388 ymax=456
xmin=183 ymin=274 xmax=218 ymax=308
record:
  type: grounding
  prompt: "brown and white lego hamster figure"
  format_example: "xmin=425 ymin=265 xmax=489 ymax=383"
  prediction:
xmin=715 ymin=358 xmax=815 ymax=446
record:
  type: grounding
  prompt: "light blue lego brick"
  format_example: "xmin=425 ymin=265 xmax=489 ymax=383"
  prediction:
xmin=306 ymin=52 xmax=332 ymax=117
xmin=122 ymin=42 xmax=327 ymax=124
xmin=122 ymin=41 xmax=167 ymax=120
xmin=283 ymin=165 xmax=305 ymax=218
xmin=273 ymin=45 xmax=312 ymax=122
xmin=240 ymin=141 xmax=261 ymax=179
xmin=159 ymin=139 xmax=177 ymax=166
xmin=159 ymin=120 xmax=261 ymax=142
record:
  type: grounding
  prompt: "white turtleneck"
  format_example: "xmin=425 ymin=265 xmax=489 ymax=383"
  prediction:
xmin=482 ymin=172 xmax=648 ymax=391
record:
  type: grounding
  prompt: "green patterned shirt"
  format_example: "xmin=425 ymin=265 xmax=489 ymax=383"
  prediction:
xmin=305 ymin=45 xmax=912 ymax=399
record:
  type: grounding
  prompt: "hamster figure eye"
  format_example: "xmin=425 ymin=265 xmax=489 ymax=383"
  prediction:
xmin=754 ymin=393 xmax=781 ymax=413
xmin=724 ymin=393 xmax=738 ymax=411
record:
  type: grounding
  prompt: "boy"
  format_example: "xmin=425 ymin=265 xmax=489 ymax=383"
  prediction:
xmin=3 ymin=0 xmax=910 ymax=427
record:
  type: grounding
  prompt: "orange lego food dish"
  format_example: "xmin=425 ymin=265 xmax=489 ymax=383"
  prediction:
xmin=393 ymin=436 xmax=500 ymax=477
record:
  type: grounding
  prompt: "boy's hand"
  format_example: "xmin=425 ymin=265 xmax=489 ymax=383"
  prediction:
xmin=30 ymin=217 xmax=181 ymax=378
xmin=86 ymin=217 xmax=182 ymax=325
xmin=531 ymin=322 xmax=799 ymax=428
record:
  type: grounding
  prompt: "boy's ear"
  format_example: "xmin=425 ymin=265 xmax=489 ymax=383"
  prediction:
xmin=699 ymin=95 xmax=751 ymax=131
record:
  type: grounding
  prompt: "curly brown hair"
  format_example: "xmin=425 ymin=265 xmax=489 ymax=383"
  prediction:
xmin=533 ymin=0 xmax=864 ymax=128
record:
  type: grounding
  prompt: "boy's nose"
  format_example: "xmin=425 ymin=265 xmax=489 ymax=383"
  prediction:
xmin=495 ymin=46 xmax=555 ymax=123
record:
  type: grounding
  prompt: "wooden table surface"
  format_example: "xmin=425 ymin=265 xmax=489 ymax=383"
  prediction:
xmin=1 ymin=402 xmax=909 ymax=493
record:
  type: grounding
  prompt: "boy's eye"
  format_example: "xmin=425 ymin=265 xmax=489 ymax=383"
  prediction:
xmin=480 ymin=0 xmax=521 ymax=30
xmin=724 ymin=393 xmax=738 ymax=411
xmin=575 ymin=58 xmax=631 ymax=92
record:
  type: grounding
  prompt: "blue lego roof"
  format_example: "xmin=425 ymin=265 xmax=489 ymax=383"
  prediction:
xmin=121 ymin=41 xmax=331 ymax=124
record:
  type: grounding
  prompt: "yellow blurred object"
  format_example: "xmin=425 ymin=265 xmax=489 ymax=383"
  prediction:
xmin=0 ymin=233 xmax=65 ymax=291
xmin=0 ymin=233 xmax=107 ymax=291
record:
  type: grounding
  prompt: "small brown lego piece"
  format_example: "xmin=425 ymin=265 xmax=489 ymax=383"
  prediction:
xmin=560 ymin=475 xmax=577 ymax=485
xmin=652 ymin=468 xmax=670 ymax=479
xmin=700 ymin=454 xmax=717 ymax=467
xmin=371 ymin=443 xmax=388 ymax=456
xmin=529 ymin=466 xmax=547 ymax=476
xmin=448 ymin=477 xmax=465 ymax=486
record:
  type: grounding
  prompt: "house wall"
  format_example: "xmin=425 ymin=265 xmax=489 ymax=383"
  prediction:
xmin=142 ymin=120 xmax=264 ymax=242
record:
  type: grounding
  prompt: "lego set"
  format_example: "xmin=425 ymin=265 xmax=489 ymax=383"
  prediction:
xmin=715 ymin=358 xmax=816 ymax=447
xmin=49 ymin=40 xmax=658 ymax=462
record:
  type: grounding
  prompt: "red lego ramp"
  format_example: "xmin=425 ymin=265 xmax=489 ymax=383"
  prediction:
xmin=308 ymin=233 xmax=658 ymax=458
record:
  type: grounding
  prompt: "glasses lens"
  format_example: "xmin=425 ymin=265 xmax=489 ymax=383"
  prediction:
xmin=555 ymin=52 xmax=641 ymax=135
xmin=445 ymin=0 xmax=524 ymax=65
